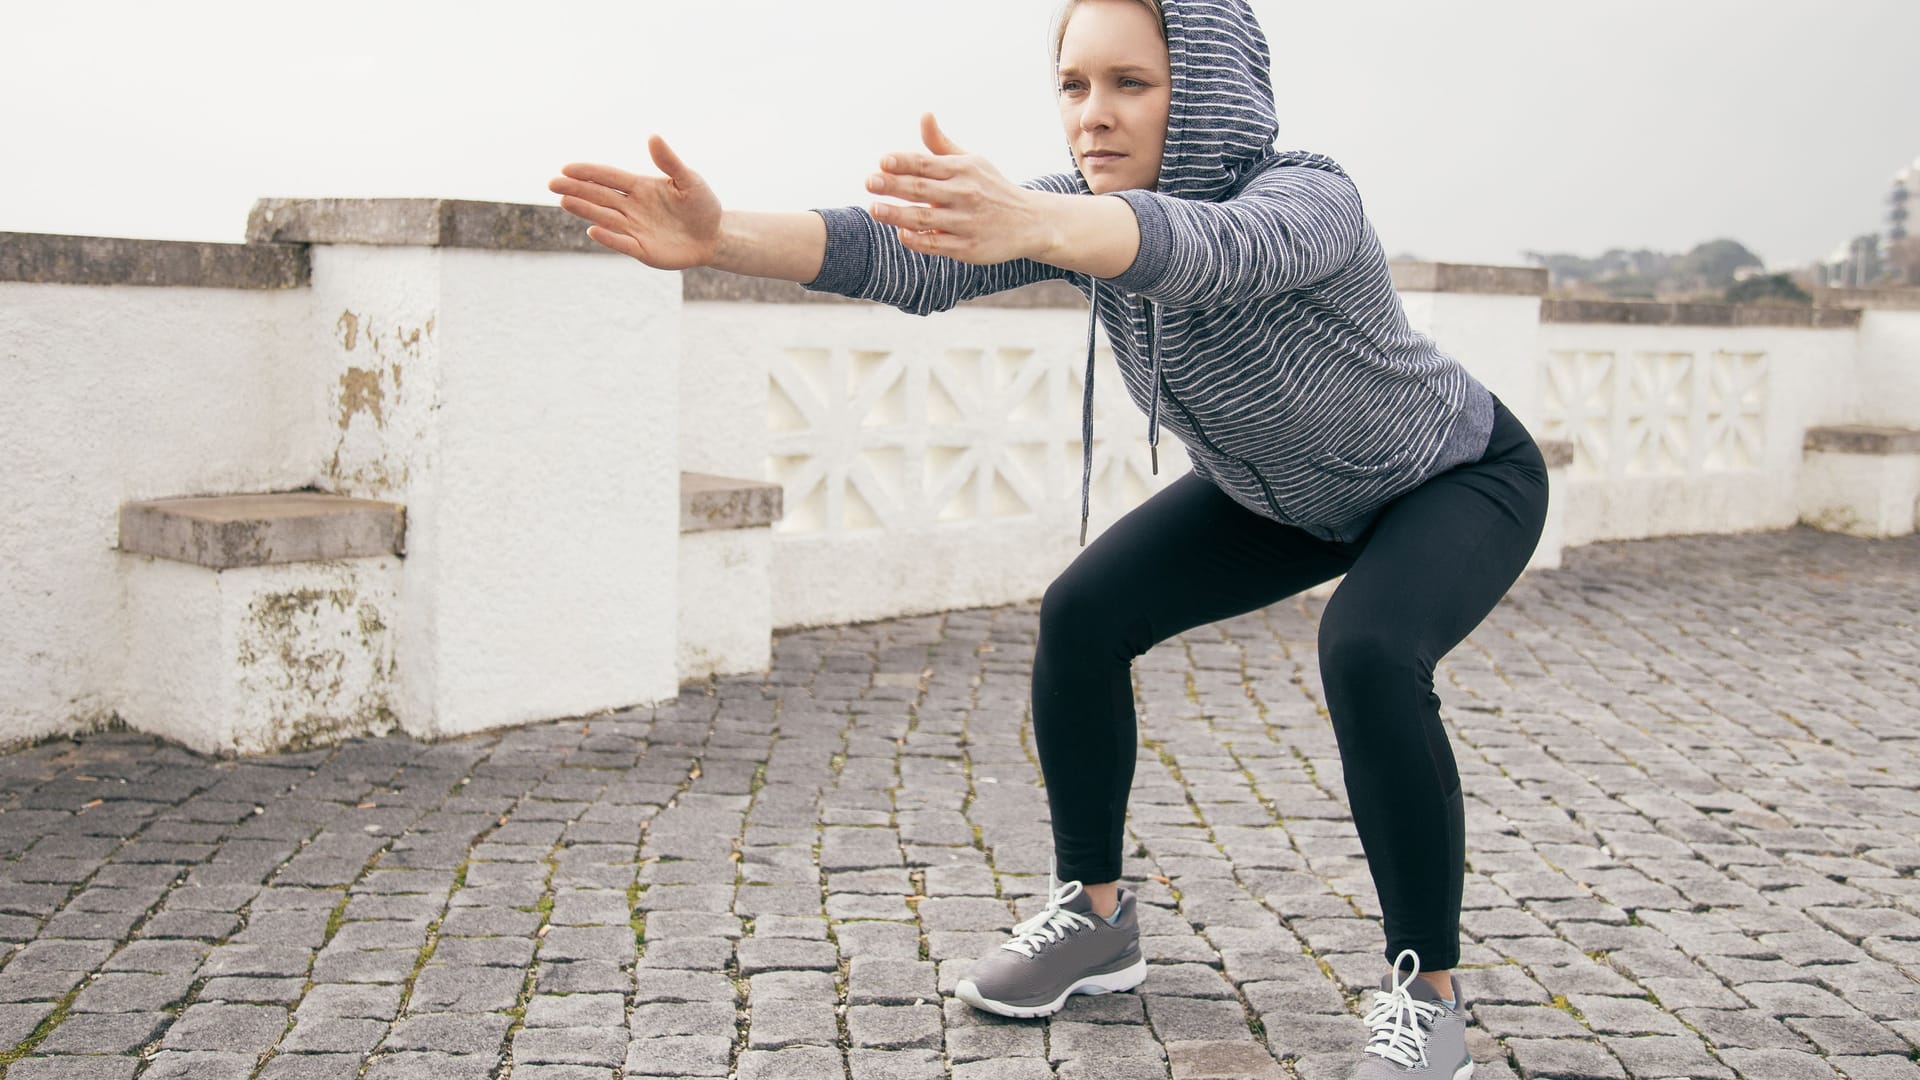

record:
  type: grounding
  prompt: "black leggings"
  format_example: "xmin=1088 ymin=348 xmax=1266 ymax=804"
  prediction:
xmin=1031 ymin=398 xmax=1548 ymax=970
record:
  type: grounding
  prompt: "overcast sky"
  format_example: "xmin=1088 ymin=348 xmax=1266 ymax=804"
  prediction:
xmin=4 ymin=1 xmax=1916 ymax=269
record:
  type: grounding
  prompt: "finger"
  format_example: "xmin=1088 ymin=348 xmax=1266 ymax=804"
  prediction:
xmin=871 ymin=200 xmax=961 ymax=234
xmin=648 ymin=134 xmax=695 ymax=187
xmin=560 ymin=162 xmax=644 ymax=194
xmin=550 ymin=174 xmax=634 ymax=210
xmin=895 ymin=225 xmax=964 ymax=259
xmin=921 ymin=111 xmax=965 ymax=155
xmin=557 ymin=193 xmax=629 ymax=232
xmin=585 ymin=225 xmax=644 ymax=260
xmin=880 ymin=151 xmax=960 ymax=180
xmin=866 ymin=171 xmax=949 ymax=204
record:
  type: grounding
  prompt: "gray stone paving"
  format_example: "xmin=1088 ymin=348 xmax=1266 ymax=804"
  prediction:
xmin=1 ymin=527 xmax=1918 ymax=1079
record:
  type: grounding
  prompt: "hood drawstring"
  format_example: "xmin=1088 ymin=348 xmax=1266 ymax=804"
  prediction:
xmin=1145 ymin=299 xmax=1163 ymax=477
xmin=1079 ymin=280 xmax=1100 ymax=547
xmin=1077 ymin=284 xmax=1166 ymax=548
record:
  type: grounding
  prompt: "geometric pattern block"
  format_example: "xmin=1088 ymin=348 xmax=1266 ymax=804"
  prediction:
xmin=1541 ymin=349 xmax=1615 ymax=478
xmin=767 ymin=346 xmax=908 ymax=534
xmin=1624 ymin=351 xmax=1693 ymax=477
xmin=1543 ymin=347 xmax=1769 ymax=480
xmin=1701 ymin=350 xmax=1767 ymax=472
xmin=767 ymin=339 xmax=1171 ymax=535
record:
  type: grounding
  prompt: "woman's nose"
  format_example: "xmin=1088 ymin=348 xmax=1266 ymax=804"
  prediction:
xmin=1080 ymin=98 xmax=1114 ymax=131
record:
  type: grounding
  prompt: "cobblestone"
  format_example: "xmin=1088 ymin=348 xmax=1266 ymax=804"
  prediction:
xmin=0 ymin=529 xmax=1914 ymax=1078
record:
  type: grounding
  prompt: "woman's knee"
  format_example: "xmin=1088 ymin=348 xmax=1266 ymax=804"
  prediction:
xmin=1040 ymin=567 xmax=1151 ymax=663
xmin=1318 ymin=624 xmax=1426 ymax=698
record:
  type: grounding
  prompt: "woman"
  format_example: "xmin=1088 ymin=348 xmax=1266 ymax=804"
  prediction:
xmin=551 ymin=1 xmax=1543 ymax=1075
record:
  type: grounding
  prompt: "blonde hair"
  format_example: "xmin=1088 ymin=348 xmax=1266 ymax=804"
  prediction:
xmin=1051 ymin=0 xmax=1168 ymax=67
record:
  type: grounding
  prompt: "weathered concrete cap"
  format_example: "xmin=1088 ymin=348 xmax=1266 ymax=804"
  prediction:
xmin=682 ymin=473 xmax=782 ymax=534
xmin=1537 ymin=439 xmax=1576 ymax=470
xmin=120 ymin=493 xmax=406 ymax=569
xmin=246 ymin=198 xmax=609 ymax=253
xmin=1390 ymin=261 xmax=1548 ymax=297
xmin=1812 ymin=286 xmax=1920 ymax=311
xmin=0 ymin=232 xmax=308 ymax=289
xmin=1804 ymin=425 xmax=1920 ymax=455
xmin=1543 ymin=299 xmax=1861 ymax=328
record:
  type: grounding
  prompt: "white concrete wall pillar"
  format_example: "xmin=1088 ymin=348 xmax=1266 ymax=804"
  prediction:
xmin=253 ymin=200 xmax=683 ymax=739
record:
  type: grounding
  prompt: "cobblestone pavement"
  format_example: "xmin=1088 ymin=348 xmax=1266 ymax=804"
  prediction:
xmin=2 ymin=527 xmax=1918 ymax=1080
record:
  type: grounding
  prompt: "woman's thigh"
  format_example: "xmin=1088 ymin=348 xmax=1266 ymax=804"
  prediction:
xmin=1044 ymin=472 xmax=1356 ymax=657
xmin=1322 ymin=406 xmax=1551 ymax=677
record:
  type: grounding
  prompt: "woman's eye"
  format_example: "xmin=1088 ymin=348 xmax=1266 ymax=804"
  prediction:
xmin=1123 ymin=79 xmax=1144 ymax=88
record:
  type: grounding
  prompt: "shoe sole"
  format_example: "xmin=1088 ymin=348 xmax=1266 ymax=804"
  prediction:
xmin=952 ymin=956 xmax=1148 ymax=1019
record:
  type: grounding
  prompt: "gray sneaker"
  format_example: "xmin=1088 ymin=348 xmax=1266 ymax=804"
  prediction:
xmin=1354 ymin=949 xmax=1473 ymax=1079
xmin=952 ymin=875 xmax=1147 ymax=1018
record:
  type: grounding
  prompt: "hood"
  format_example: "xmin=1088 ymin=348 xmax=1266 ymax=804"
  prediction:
xmin=1068 ymin=0 xmax=1281 ymax=545
xmin=1064 ymin=0 xmax=1280 ymax=199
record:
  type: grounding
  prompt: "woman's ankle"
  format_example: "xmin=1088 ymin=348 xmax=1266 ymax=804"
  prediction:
xmin=1078 ymin=880 xmax=1120 ymax=920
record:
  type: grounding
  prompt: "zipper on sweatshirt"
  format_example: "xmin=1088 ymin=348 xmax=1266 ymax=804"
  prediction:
xmin=1139 ymin=296 xmax=1288 ymax=522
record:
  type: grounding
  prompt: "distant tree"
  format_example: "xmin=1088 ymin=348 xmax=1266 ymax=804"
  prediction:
xmin=1723 ymin=273 xmax=1812 ymax=305
xmin=1676 ymin=239 xmax=1765 ymax=289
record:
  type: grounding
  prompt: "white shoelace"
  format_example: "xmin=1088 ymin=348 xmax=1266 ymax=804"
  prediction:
xmin=1000 ymin=873 xmax=1099 ymax=959
xmin=1362 ymin=948 xmax=1444 ymax=1069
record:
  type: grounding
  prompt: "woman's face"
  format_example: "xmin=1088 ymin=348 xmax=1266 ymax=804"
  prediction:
xmin=1056 ymin=0 xmax=1171 ymax=194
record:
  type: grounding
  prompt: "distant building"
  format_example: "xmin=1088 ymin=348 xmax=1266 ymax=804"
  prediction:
xmin=1819 ymin=156 xmax=1918 ymax=287
xmin=1890 ymin=157 xmax=1916 ymax=244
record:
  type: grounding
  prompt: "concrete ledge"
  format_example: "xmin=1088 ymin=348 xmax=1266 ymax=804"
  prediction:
xmin=0 ymin=232 xmax=309 ymax=289
xmin=1538 ymin=438 xmax=1575 ymax=470
xmin=1542 ymin=299 xmax=1862 ymax=328
xmin=1804 ymin=425 xmax=1920 ymax=455
xmin=246 ymin=198 xmax=609 ymax=253
xmin=120 ymin=493 xmax=406 ymax=569
xmin=1390 ymin=261 xmax=1548 ymax=297
xmin=1812 ymin=286 xmax=1920 ymax=311
xmin=681 ymin=473 xmax=782 ymax=533
xmin=683 ymin=266 xmax=1086 ymax=309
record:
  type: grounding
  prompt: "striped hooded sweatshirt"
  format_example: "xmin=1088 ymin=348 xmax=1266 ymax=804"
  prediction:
xmin=802 ymin=0 xmax=1495 ymax=544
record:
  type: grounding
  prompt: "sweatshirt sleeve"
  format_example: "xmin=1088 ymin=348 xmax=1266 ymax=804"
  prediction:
xmin=1100 ymin=164 xmax=1366 ymax=307
xmin=801 ymin=172 xmax=1084 ymax=317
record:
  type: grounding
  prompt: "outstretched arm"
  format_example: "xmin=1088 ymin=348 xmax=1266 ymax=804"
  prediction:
xmin=551 ymin=136 xmax=832 ymax=285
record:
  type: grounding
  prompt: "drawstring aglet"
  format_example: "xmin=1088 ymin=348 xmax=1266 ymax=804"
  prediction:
xmin=1150 ymin=444 xmax=1159 ymax=476
xmin=1078 ymin=519 xmax=1088 ymax=547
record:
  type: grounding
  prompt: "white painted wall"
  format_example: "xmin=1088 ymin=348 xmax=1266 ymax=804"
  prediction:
xmin=1849 ymin=308 xmax=1920 ymax=429
xmin=1538 ymin=321 xmax=1858 ymax=545
xmin=1 ymin=241 xmax=683 ymax=751
xmin=0 ymin=280 xmax=316 ymax=745
xmin=5 ymin=236 xmax=1916 ymax=752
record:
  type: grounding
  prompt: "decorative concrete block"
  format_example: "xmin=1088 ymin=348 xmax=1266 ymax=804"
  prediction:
xmin=121 ymin=554 xmax=401 ymax=755
xmin=1800 ymin=426 xmax=1920 ymax=538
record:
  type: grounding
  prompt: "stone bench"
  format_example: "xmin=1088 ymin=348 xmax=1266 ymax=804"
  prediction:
xmin=117 ymin=492 xmax=406 ymax=755
xmin=680 ymin=473 xmax=783 ymax=681
xmin=1800 ymin=426 xmax=1920 ymax=538
xmin=116 ymin=474 xmax=781 ymax=755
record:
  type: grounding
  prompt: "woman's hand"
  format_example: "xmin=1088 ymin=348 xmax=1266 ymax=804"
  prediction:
xmin=868 ymin=113 xmax=1050 ymax=265
xmin=549 ymin=135 xmax=722 ymax=270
